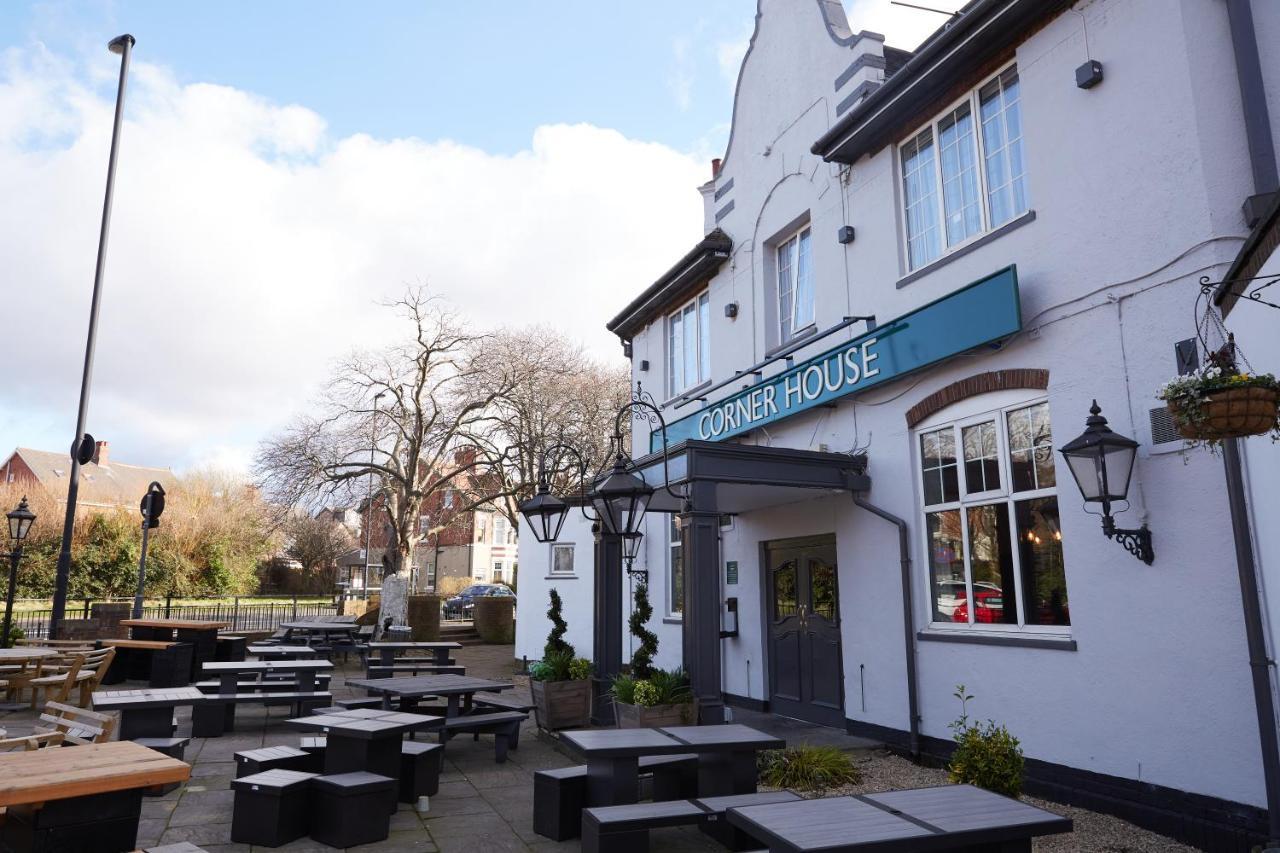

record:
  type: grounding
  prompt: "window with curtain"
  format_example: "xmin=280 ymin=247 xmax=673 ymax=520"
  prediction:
xmin=668 ymin=291 xmax=711 ymax=396
xmin=776 ymin=226 xmax=814 ymax=342
xmin=919 ymin=398 xmax=1069 ymax=630
xmin=900 ymin=64 xmax=1028 ymax=271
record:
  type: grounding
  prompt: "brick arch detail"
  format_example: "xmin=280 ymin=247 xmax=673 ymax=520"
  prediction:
xmin=905 ymin=369 xmax=1049 ymax=427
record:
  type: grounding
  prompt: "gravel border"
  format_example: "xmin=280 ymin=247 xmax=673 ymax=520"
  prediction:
xmin=766 ymin=749 xmax=1199 ymax=852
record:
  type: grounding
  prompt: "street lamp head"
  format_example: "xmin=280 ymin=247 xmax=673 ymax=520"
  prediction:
xmin=519 ymin=480 xmax=570 ymax=544
xmin=6 ymin=497 xmax=35 ymax=543
xmin=622 ymin=532 xmax=644 ymax=565
xmin=108 ymin=34 xmax=135 ymax=55
xmin=1058 ymin=400 xmax=1139 ymax=509
xmin=591 ymin=455 xmax=654 ymax=537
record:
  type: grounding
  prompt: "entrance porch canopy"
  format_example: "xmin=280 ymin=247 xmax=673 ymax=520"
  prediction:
xmin=591 ymin=439 xmax=870 ymax=725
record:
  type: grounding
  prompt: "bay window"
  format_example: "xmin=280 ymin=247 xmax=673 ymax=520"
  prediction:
xmin=919 ymin=398 xmax=1069 ymax=630
xmin=900 ymin=64 xmax=1028 ymax=271
xmin=668 ymin=292 xmax=710 ymax=396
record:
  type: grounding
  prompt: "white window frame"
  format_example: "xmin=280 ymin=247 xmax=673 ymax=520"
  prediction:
xmin=898 ymin=62 xmax=1028 ymax=272
xmin=493 ymin=516 xmax=507 ymax=546
xmin=668 ymin=516 xmax=683 ymax=618
xmin=914 ymin=392 xmax=1068 ymax=636
xmin=550 ymin=543 xmax=575 ymax=576
xmin=418 ymin=514 xmax=430 ymax=536
xmin=775 ymin=224 xmax=815 ymax=343
xmin=667 ymin=291 xmax=711 ymax=397
xmin=443 ymin=489 xmax=454 ymax=509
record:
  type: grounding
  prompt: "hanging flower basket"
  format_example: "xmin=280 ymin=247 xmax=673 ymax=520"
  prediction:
xmin=1158 ymin=367 xmax=1280 ymax=447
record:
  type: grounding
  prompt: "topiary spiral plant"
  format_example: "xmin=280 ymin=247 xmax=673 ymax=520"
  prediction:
xmin=628 ymin=581 xmax=659 ymax=679
xmin=544 ymin=588 xmax=574 ymax=660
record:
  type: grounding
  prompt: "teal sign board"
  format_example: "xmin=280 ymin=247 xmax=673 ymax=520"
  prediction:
xmin=653 ymin=267 xmax=1021 ymax=451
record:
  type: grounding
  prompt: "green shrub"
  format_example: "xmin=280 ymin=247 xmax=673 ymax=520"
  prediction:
xmin=544 ymin=590 xmax=574 ymax=659
xmin=628 ymin=581 xmax=658 ymax=678
xmin=610 ymin=674 xmax=638 ymax=705
xmin=2 ymin=625 xmax=24 ymax=649
xmin=644 ymin=667 xmax=691 ymax=705
xmin=757 ymin=746 xmax=861 ymax=791
xmin=947 ymin=684 xmax=1024 ymax=798
xmin=633 ymin=681 xmax=660 ymax=707
xmin=530 ymin=649 xmax=592 ymax=682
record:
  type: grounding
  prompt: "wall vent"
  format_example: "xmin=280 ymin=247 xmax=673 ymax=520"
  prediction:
xmin=1149 ymin=406 xmax=1182 ymax=445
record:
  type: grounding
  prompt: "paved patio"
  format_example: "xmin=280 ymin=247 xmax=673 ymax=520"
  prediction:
xmin=0 ymin=644 xmax=743 ymax=852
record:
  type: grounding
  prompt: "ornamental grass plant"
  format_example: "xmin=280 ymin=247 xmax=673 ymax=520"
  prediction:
xmin=757 ymin=745 xmax=862 ymax=791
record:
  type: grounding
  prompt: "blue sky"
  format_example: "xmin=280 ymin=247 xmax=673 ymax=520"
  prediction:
xmin=0 ymin=1 xmax=945 ymax=473
xmin=0 ymin=1 xmax=761 ymax=156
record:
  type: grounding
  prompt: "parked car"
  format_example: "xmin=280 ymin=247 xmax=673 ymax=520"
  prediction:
xmin=952 ymin=589 xmax=1005 ymax=624
xmin=445 ymin=583 xmax=515 ymax=616
xmin=934 ymin=580 xmax=1000 ymax=618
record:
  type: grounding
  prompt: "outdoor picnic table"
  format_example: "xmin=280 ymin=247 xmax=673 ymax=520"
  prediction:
xmin=246 ymin=644 xmax=319 ymax=659
xmin=347 ymin=674 xmax=513 ymax=715
xmin=200 ymin=659 xmax=333 ymax=694
xmin=0 ymin=740 xmax=191 ymax=852
xmin=0 ymin=646 xmax=60 ymax=711
xmin=726 ymin=785 xmax=1071 ymax=852
xmin=558 ymin=728 xmax=695 ymax=806
xmin=658 ymin=724 xmax=785 ymax=797
xmin=92 ymin=686 xmax=207 ymax=740
xmin=368 ymin=641 xmax=461 ymax=666
xmin=286 ymin=709 xmax=442 ymax=812
xmin=279 ymin=620 xmax=358 ymax=633
xmin=121 ymin=619 xmax=228 ymax=683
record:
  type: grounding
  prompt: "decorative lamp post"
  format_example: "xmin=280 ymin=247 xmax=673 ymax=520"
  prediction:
xmin=3 ymin=497 xmax=36 ymax=648
xmin=519 ymin=387 xmax=685 ymax=561
xmin=1058 ymin=400 xmax=1154 ymax=564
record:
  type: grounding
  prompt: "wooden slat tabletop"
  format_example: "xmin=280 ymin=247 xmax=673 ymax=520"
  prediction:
xmin=0 ymin=741 xmax=190 ymax=807
xmin=658 ymin=724 xmax=786 ymax=751
xmin=93 ymin=686 xmax=207 ymax=709
xmin=559 ymin=728 xmax=689 ymax=758
xmin=368 ymin=641 xmax=463 ymax=650
xmin=346 ymin=674 xmax=512 ymax=697
xmin=0 ymin=647 xmax=59 ymax=661
xmin=121 ymin=619 xmax=228 ymax=631
xmin=101 ymin=639 xmax=177 ymax=650
xmin=201 ymin=660 xmax=333 ymax=674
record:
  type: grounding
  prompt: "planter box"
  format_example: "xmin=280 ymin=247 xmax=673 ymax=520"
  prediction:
xmin=531 ymin=678 xmax=592 ymax=730
xmin=613 ymin=700 xmax=691 ymax=728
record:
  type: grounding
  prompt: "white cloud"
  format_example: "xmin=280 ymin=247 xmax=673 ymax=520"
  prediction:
xmin=715 ymin=32 xmax=750 ymax=89
xmin=667 ymin=36 xmax=695 ymax=112
xmin=0 ymin=46 xmax=706 ymax=474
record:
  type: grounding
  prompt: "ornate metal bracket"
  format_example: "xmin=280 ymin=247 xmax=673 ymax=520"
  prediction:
xmin=1102 ymin=515 xmax=1155 ymax=565
xmin=1199 ymin=273 xmax=1280 ymax=311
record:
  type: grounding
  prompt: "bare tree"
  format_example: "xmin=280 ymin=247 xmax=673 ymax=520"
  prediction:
xmin=462 ymin=326 xmax=632 ymax=528
xmin=255 ymin=287 xmax=515 ymax=622
xmin=284 ymin=513 xmax=354 ymax=577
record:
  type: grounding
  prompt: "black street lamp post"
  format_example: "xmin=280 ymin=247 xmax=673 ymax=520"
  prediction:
xmin=132 ymin=482 xmax=166 ymax=618
xmin=50 ymin=33 xmax=136 ymax=638
xmin=1058 ymin=400 xmax=1155 ymax=564
xmin=4 ymin=497 xmax=36 ymax=649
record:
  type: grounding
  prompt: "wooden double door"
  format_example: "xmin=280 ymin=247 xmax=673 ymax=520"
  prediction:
xmin=765 ymin=535 xmax=844 ymax=727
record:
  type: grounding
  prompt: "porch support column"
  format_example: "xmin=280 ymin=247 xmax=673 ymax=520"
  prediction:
xmin=592 ymin=524 xmax=624 ymax=725
xmin=681 ymin=480 xmax=723 ymax=725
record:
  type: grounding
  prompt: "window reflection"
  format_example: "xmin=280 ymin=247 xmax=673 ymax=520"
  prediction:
xmin=963 ymin=504 xmax=1017 ymax=625
xmin=774 ymin=562 xmax=798 ymax=620
xmin=962 ymin=421 xmax=1000 ymax=493
xmin=1016 ymin=497 xmax=1070 ymax=625
xmin=927 ymin=511 xmax=965 ymax=622
xmin=1007 ymin=402 xmax=1056 ymax=492
xmin=921 ymin=428 xmax=959 ymax=505
xmin=811 ymin=562 xmax=836 ymax=622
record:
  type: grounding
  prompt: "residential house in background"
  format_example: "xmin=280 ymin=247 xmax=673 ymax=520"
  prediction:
xmin=2 ymin=442 xmax=171 ymax=511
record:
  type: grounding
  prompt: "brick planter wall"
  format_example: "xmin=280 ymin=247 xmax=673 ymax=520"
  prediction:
xmin=473 ymin=597 xmax=514 ymax=644
xmin=407 ymin=595 xmax=442 ymax=641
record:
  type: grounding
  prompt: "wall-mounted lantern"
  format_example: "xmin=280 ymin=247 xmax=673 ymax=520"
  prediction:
xmin=1058 ymin=401 xmax=1155 ymax=564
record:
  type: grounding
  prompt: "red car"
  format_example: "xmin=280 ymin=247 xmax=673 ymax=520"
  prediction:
xmin=952 ymin=589 xmax=1005 ymax=624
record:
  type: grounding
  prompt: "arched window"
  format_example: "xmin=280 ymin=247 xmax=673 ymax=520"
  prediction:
xmin=915 ymin=391 xmax=1070 ymax=631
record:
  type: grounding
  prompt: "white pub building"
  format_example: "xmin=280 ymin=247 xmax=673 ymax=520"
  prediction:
xmin=516 ymin=0 xmax=1280 ymax=848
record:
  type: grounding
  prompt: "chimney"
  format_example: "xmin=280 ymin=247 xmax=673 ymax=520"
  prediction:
xmin=92 ymin=441 xmax=109 ymax=467
xmin=711 ymin=158 xmax=722 ymax=178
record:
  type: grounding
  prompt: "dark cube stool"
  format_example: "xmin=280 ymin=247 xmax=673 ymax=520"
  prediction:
xmin=533 ymin=766 xmax=587 ymax=841
xmin=149 ymin=643 xmax=195 ymax=688
xmin=136 ymin=737 xmax=192 ymax=796
xmin=230 ymin=769 xmax=316 ymax=847
xmin=399 ymin=741 xmax=443 ymax=802
xmin=0 ymin=788 xmax=143 ymax=853
xmin=298 ymin=735 xmax=327 ymax=773
xmin=234 ymin=745 xmax=312 ymax=778
xmin=215 ymin=635 xmax=247 ymax=662
xmin=309 ymin=772 xmax=395 ymax=849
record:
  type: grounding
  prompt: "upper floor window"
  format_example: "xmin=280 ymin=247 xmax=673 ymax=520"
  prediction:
xmin=776 ymin=226 xmax=814 ymax=341
xmin=493 ymin=516 xmax=508 ymax=545
xmin=668 ymin=292 xmax=710 ymax=397
xmin=900 ymin=65 xmax=1027 ymax=271
xmin=917 ymin=397 xmax=1069 ymax=631
xmin=442 ymin=489 xmax=454 ymax=509
xmin=418 ymin=514 xmax=430 ymax=535
xmin=475 ymin=515 xmax=487 ymax=542
xmin=551 ymin=544 xmax=575 ymax=575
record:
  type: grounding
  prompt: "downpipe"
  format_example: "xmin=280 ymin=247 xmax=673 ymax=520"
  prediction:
xmin=851 ymin=490 xmax=921 ymax=760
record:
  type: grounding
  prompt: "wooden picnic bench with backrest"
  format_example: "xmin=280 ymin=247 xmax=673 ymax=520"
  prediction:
xmin=0 ymin=732 xmax=66 ymax=751
xmin=36 ymin=700 xmax=116 ymax=745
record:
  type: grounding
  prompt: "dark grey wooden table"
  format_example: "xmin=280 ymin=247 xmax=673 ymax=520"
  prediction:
xmin=92 ymin=686 xmax=207 ymax=739
xmin=246 ymin=644 xmax=319 ymax=660
xmin=725 ymin=785 xmax=1073 ymax=852
xmin=658 ymin=724 xmax=786 ymax=797
xmin=347 ymin=674 xmax=513 ymax=715
xmin=368 ymin=641 xmax=462 ymax=666
xmin=559 ymin=728 xmax=695 ymax=807
xmin=200 ymin=659 xmax=333 ymax=693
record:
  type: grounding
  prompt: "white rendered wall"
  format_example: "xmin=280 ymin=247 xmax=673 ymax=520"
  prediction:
xmin=613 ymin=0 xmax=1270 ymax=810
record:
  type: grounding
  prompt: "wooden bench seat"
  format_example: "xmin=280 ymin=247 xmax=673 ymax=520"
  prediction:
xmin=365 ymin=663 xmax=465 ymax=678
xmin=472 ymin=692 xmax=534 ymax=713
xmin=439 ymin=711 xmax=525 ymax=763
xmin=194 ymin=676 xmax=331 ymax=693
xmin=581 ymin=790 xmax=800 ymax=853
xmin=191 ymin=691 xmax=332 ymax=737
